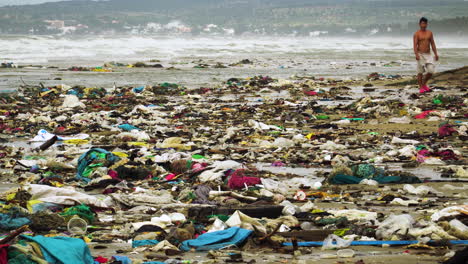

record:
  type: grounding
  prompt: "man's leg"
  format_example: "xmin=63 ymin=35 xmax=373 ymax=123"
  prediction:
xmin=417 ymin=60 xmax=424 ymax=89
xmin=422 ymin=63 xmax=435 ymax=91
xmin=422 ymin=73 xmax=432 ymax=86
xmin=417 ymin=73 xmax=423 ymax=88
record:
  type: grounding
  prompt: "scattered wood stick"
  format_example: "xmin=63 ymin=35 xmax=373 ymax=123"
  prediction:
xmin=0 ymin=225 xmax=30 ymax=244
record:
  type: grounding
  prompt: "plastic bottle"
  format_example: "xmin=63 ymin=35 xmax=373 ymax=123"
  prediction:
xmin=115 ymin=210 xmax=124 ymax=224
xmin=337 ymin=249 xmax=355 ymax=258
xmin=300 ymin=222 xmax=313 ymax=230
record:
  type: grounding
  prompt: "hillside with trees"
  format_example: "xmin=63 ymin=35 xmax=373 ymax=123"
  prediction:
xmin=0 ymin=0 xmax=467 ymax=35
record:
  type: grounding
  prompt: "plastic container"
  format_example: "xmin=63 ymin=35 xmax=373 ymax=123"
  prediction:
xmin=67 ymin=216 xmax=87 ymax=235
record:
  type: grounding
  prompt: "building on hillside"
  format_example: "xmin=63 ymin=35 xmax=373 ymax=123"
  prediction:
xmin=44 ymin=20 xmax=65 ymax=29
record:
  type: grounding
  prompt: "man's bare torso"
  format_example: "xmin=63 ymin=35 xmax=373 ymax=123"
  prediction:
xmin=415 ymin=30 xmax=433 ymax=54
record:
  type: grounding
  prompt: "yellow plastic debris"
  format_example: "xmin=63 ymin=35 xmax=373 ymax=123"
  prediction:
xmin=128 ymin=142 xmax=149 ymax=147
xmin=27 ymin=200 xmax=43 ymax=213
xmin=63 ymin=139 xmax=89 ymax=145
xmin=306 ymin=133 xmax=315 ymax=140
xmin=112 ymin=152 xmax=129 ymax=158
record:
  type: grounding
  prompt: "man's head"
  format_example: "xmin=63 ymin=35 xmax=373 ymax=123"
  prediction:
xmin=419 ymin=17 xmax=428 ymax=30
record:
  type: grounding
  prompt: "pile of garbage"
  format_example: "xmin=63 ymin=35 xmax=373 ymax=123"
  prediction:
xmin=0 ymin=71 xmax=467 ymax=263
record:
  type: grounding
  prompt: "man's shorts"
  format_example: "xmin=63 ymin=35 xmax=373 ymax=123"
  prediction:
xmin=417 ymin=53 xmax=435 ymax=74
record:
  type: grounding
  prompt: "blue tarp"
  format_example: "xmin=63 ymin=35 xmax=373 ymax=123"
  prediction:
xmin=118 ymin=124 xmax=140 ymax=131
xmin=132 ymin=239 xmax=159 ymax=248
xmin=112 ymin=256 xmax=132 ymax=264
xmin=133 ymin=86 xmax=145 ymax=93
xmin=180 ymin=227 xmax=252 ymax=251
xmin=21 ymin=235 xmax=94 ymax=264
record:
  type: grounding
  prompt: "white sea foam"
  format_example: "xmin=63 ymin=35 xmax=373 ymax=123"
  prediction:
xmin=1 ymin=35 xmax=467 ymax=64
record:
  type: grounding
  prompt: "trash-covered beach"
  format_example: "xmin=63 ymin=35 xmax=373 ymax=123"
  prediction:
xmin=0 ymin=57 xmax=467 ymax=264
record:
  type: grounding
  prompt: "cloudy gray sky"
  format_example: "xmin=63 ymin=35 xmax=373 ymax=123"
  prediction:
xmin=0 ymin=0 xmax=70 ymax=6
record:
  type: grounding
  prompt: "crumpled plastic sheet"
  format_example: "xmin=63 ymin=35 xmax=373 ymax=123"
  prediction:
xmin=110 ymin=191 xmax=173 ymax=207
xmin=431 ymin=205 xmax=468 ymax=221
xmin=25 ymin=184 xmax=112 ymax=208
xmin=60 ymin=94 xmax=85 ymax=109
xmin=153 ymin=152 xmax=190 ymax=163
xmin=376 ymin=214 xmax=414 ymax=240
xmin=225 ymin=210 xmax=267 ymax=234
xmin=322 ymin=234 xmax=354 ymax=249
xmin=403 ymin=184 xmax=438 ymax=196
xmin=198 ymin=160 xmax=243 ymax=183
xmin=328 ymin=209 xmax=377 ymax=222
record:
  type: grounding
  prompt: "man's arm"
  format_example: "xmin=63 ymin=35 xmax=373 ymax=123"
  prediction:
xmin=413 ymin=33 xmax=420 ymax=60
xmin=431 ymin=32 xmax=439 ymax=61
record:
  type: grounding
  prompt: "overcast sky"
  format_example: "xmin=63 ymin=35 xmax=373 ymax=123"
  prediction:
xmin=0 ymin=0 xmax=70 ymax=6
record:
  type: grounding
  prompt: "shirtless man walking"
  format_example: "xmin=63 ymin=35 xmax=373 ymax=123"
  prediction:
xmin=413 ymin=17 xmax=439 ymax=93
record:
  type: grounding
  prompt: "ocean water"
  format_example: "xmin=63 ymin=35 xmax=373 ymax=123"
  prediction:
xmin=1 ymin=35 xmax=467 ymax=90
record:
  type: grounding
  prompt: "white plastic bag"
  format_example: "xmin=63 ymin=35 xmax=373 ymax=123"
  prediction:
xmin=391 ymin=136 xmax=420 ymax=144
xmin=390 ymin=198 xmax=418 ymax=206
xmin=199 ymin=160 xmax=243 ymax=183
xmin=225 ymin=210 xmax=267 ymax=234
xmin=322 ymin=234 xmax=354 ymax=249
xmin=360 ymin=179 xmax=378 ymax=186
xmin=403 ymin=184 xmax=437 ymax=196
xmin=273 ymin=137 xmax=295 ymax=148
xmin=299 ymin=201 xmax=315 ymax=213
xmin=169 ymin=213 xmax=186 ymax=223
xmin=329 ymin=209 xmax=377 ymax=222
xmin=431 ymin=205 xmax=468 ymax=221
xmin=388 ymin=116 xmax=411 ymax=124
xmin=61 ymin=94 xmax=85 ymax=108
xmin=397 ymin=145 xmax=416 ymax=157
xmin=376 ymin=214 xmax=414 ymax=240
xmin=409 ymin=224 xmax=456 ymax=240
xmin=261 ymin=178 xmax=288 ymax=195
xmin=248 ymin=120 xmax=280 ymax=130
xmin=319 ymin=141 xmax=347 ymax=150
xmin=450 ymin=219 xmax=468 ymax=233
xmin=280 ymin=200 xmax=298 ymax=216
xmin=448 ymin=219 xmax=468 ymax=239
xmin=208 ymin=218 xmax=228 ymax=233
